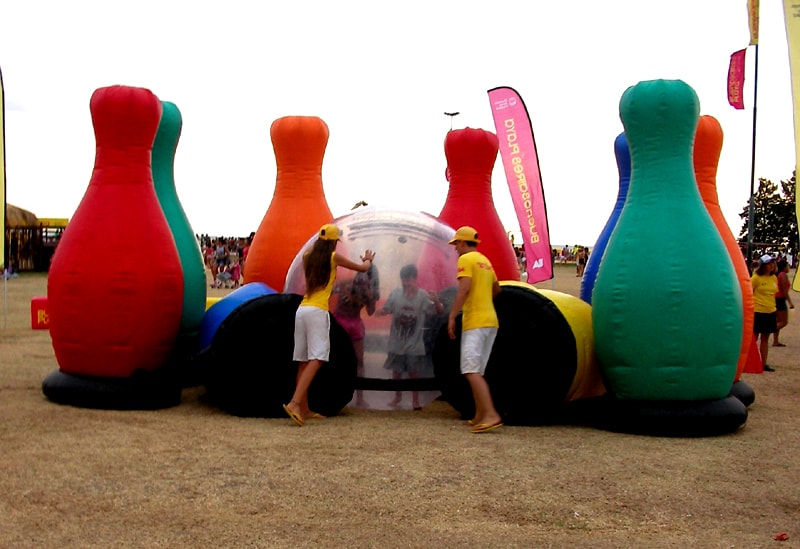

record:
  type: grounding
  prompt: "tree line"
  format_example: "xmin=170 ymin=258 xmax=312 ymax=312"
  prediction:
xmin=738 ymin=171 xmax=798 ymax=263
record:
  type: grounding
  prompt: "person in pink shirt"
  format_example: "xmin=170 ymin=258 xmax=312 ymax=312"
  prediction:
xmin=772 ymin=258 xmax=794 ymax=347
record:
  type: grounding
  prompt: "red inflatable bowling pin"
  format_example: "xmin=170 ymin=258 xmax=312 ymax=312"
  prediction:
xmin=244 ymin=116 xmax=334 ymax=291
xmin=47 ymin=85 xmax=184 ymax=378
xmin=437 ymin=128 xmax=519 ymax=281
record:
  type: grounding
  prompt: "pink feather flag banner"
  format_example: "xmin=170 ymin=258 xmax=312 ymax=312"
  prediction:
xmin=487 ymin=86 xmax=552 ymax=284
xmin=728 ymin=49 xmax=746 ymax=110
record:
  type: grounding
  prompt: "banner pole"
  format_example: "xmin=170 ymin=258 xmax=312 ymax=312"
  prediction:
xmin=747 ymin=43 xmax=760 ymax=265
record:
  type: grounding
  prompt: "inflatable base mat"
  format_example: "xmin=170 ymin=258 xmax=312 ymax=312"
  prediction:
xmin=171 ymin=330 xmax=204 ymax=388
xmin=587 ymin=394 xmax=748 ymax=437
xmin=42 ymin=368 xmax=182 ymax=410
xmin=729 ymin=379 xmax=755 ymax=408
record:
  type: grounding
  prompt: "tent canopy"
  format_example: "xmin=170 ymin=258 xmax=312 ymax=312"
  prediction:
xmin=6 ymin=204 xmax=38 ymax=227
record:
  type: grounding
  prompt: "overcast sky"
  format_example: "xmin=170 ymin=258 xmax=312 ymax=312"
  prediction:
xmin=1 ymin=1 xmax=795 ymax=245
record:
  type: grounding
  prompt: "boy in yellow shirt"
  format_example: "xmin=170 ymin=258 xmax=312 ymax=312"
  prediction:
xmin=447 ymin=226 xmax=503 ymax=433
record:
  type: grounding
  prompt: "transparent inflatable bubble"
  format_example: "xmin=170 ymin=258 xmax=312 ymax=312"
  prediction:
xmin=285 ymin=208 xmax=459 ymax=410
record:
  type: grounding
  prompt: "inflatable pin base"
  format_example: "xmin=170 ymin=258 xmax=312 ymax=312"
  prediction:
xmin=42 ymin=368 xmax=182 ymax=410
xmin=202 ymin=293 xmax=357 ymax=418
xmin=729 ymin=379 xmax=755 ymax=408
xmin=588 ymin=394 xmax=748 ymax=437
xmin=171 ymin=331 xmax=204 ymax=388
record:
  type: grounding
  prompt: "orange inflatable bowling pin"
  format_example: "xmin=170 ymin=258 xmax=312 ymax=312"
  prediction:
xmin=693 ymin=114 xmax=756 ymax=380
xmin=244 ymin=116 xmax=334 ymax=291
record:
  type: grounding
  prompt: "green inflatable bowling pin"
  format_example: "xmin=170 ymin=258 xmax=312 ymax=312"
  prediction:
xmin=592 ymin=80 xmax=742 ymax=401
xmin=153 ymin=100 xmax=207 ymax=366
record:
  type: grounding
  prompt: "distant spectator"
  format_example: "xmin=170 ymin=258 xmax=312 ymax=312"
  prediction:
xmin=772 ymin=259 xmax=794 ymax=347
xmin=576 ymin=247 xmax=587 ymax=277
xmin=212 ymin=238 xmax=228 ymax=281
xmin=204 ymin=242 xmax=215 ymax=272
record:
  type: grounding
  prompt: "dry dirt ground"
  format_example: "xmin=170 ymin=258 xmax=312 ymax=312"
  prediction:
xmin=0 ymin=266 xmax=798 ymax=548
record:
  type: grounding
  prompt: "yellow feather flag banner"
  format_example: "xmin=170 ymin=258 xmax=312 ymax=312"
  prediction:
xmin=748 ymin=0 xmax=759 ymax=45
xmin=784 ymin=1 xmax=800 ymax=290
xmin=0 ymin=66 xmax=5 ymax=271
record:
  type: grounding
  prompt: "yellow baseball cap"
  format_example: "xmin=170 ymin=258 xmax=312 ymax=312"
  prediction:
xmin=318 ymin=224 xmax=340 ymax=241
xmin=449 ymin=226 xmax=481 ymax=244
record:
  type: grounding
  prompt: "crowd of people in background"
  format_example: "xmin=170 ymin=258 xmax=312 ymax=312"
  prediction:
xmin=511 ymin=243 xmax=593 ymax=280
xmin=747 ymin=248 xmax=796 ymax=273
xmin=555 ymin=245 xmax=591 ymax=274
xmin=197 ymin=233 xmax=796 ymax=292
xmin=198 ymin=233 xmax=253 ymax=289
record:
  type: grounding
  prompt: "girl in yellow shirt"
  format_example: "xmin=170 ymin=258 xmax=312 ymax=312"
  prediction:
xmin=751 ymin=255 xmax=778 ymax=372
xmin=283 ymin=224 xmax=375 ymax=426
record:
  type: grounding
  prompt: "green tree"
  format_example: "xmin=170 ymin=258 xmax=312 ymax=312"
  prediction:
xmin=738 ymin=171 xmax=798 ymax=259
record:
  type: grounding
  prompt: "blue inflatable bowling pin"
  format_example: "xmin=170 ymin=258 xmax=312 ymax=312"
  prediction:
xmin=580 ymin=132 xmax=630 ymax=304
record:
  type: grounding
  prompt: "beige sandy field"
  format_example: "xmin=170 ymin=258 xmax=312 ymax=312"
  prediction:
xmin=0 ymin=266 xmax=798 ymax=548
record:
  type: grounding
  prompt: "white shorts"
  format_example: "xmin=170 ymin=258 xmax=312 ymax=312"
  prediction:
xmin=460 ymin=327 xmax=498 ymax=375
xmin=293 ymin=305 xmax=331 ymax=362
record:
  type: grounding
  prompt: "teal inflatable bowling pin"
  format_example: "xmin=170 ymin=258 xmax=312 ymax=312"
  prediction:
xmin=152 ymin=100 xmax=207 ymax=367
xmin=592 ymin=80 xmax=742 ymax=402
